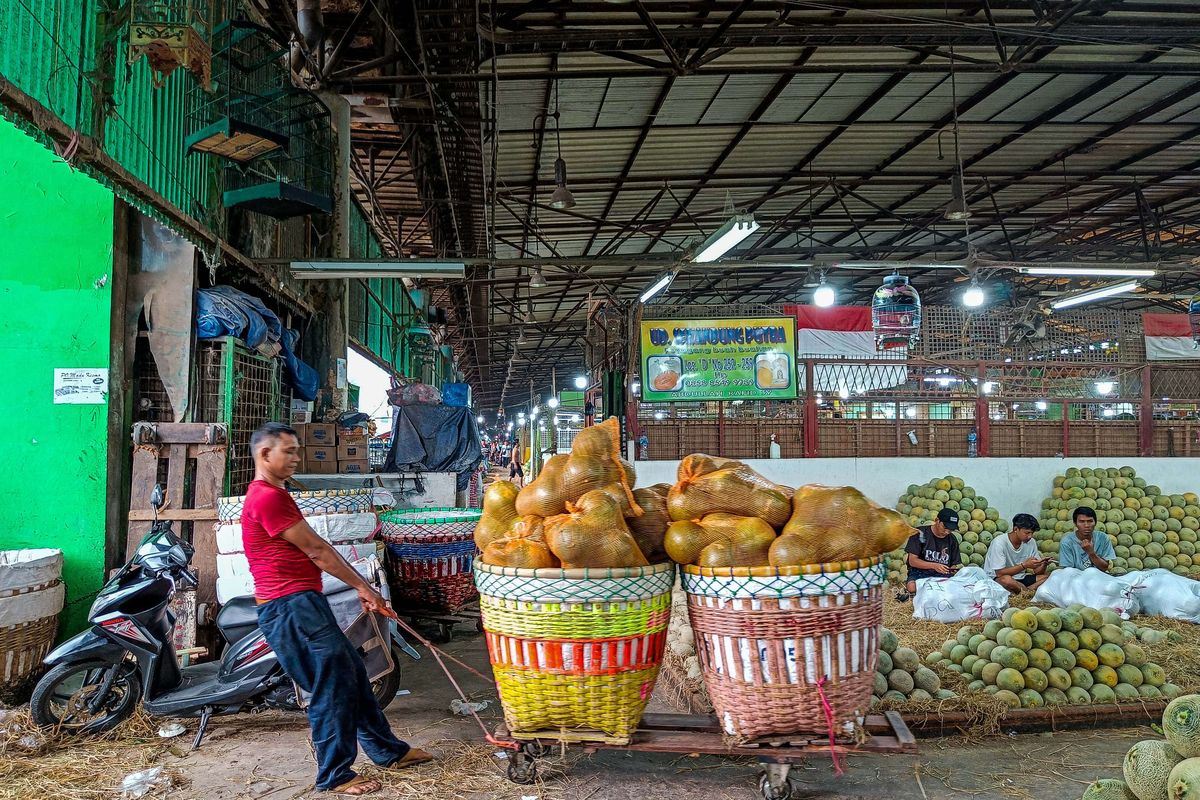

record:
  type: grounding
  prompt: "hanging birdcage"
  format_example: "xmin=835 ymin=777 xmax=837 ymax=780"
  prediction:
xmin=185 ymin=19 xmax=290 ymax=162
xmin=129 ymin=0 xmax=214 ymax=88
xmin=222 ymin=89 xmax=333 ymax=218
xmin=1189 ymin=290 xmax=1200 ymax=347
xmin=871 ymin=273 xmax=922 ymax=350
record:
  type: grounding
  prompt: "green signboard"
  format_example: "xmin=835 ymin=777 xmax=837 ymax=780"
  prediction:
xmin=639 ymin=317 xmax=799 ymax=402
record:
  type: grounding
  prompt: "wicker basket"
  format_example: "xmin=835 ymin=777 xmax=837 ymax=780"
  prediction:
xmin=1 ymin=549 xmax=65 ymax=689
xmin=381 ymin=508 xmax=481 ymax=612
xmin=475 ymin=560 xmax=675 ymax=742
xmin=682 ymin=556 xmax=886 ymax=739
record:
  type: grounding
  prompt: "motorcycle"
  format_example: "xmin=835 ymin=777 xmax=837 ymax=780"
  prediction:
xmin=30 ymin=485 xmax=417 ymax=747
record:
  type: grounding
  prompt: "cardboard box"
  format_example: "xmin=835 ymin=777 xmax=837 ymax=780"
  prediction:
xmin=337 ymin=442 xmax=369 ymax=460
xmin=304 ymin=423 xmax=336 ymax=446
xmin=339 ymin=459 xmax=370 ymax=475
xmin=290 ymin=410 xmax=312 ymax=425
xmin=338 ymin=430 xmax=369 ymax=446
xmin=305 ymin=460 xmax=339 ymax=474
xmin=338 ymin=424 xmax=369 ymax=438
xmin=305 ymin=446 xmax=336 ymax=466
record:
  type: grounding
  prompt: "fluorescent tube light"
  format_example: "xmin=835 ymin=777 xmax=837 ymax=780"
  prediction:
xmin=640 ymin=271 xmax=675 ymax=303
xmin=1050 ymin=280 xmax=1140 ymax=309
xmin=692 ymin=215 xmax=759 ymax=263
xmin=1022 ymin=266 xmax=1156 ymax=277
xmin=291 ymin=260 xmax=466 ymax=279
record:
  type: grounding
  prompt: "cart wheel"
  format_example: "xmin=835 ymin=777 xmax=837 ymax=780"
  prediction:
xmin=522 ymin=741 xmax=549 ymax=759
xmin=758 ymin=772 xmax=794 ymax=800
xmin=507 ymin=753 xmax=537 ymax=785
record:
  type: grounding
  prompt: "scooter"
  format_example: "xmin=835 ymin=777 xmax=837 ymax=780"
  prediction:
xmin=31 ymin=485 xmax=418 ymax=748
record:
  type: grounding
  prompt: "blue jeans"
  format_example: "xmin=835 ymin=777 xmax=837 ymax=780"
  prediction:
xmin=256 ymin=590 xmax=409 ymax=789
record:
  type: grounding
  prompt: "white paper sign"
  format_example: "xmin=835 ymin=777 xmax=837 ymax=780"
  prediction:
xmin=53 ymin=368 xmax=108 ymax=404
xmin=336 ymin=357 xmax=348 ymax=389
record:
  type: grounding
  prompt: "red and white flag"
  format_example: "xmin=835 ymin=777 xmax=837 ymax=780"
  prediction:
xmin=1143 ymin=313 xmax=1200 ymax=360
xmin=782 ymin=305 xmax=907 ymax=391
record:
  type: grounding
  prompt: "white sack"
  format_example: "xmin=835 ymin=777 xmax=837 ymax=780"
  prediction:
xmin=0 ymin=549 xmax=63 ymax=591
xmin=913 ymin=566 xmax=1010 ymax=622
xmin=1118 ymin=569 xmax=1200 ymax=624
xmin=1033 ymin=567 xmax=1142 ymax=619
xmin=216 ymin=555 xmax=382 ymax=604
xmin=215 ymin=512 xmax=378 ymax=554
xmin=0 ymin=581 xmax=64 ymax=627
xmin=216 ymin=543 xmax=377 ymax=579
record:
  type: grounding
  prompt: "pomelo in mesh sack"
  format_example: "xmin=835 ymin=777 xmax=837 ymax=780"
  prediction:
xmin=668 ymin=454 xmax=792 ymax=528
xmin=516 ymin=418 xmax=641 ymax=518
xmin=482 ymin=517 xmax=559 ymax=569
xmin=544 ymin=490 xmax=649 ymax=569
xmin=475 ymin=480 xmax=522 ymax=550
xmin=664 ymin=513 xmax=777 ymax=567
xmin=770 ymin=484 xmax=913 ymax=566
xmin=514 ymin=454 xmax=572 ymax=518
xmin=627 ymin=484 xmax=671 ymax=562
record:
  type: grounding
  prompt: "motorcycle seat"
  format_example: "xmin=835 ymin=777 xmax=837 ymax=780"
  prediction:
xmin=216 ymin=595 xmax=260 ymax=644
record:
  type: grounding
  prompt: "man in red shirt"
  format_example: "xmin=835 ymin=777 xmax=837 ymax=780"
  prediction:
xmin=243 ymin=422 xmax=432 ymax=796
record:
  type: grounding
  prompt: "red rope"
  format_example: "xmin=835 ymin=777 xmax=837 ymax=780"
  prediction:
xmin=814 ymin=676 xmax=844 ymax=776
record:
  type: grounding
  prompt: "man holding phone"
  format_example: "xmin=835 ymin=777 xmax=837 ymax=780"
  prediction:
xmin=898 ymin=508 xmax=962 ymax=600
xmin=985 ymin=513 xmax=1051 ymax=594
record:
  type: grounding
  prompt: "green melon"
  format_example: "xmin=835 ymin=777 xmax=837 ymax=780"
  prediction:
xmin=968 ymin=634 xmax=987 ymax=652
xmin=941 ymin=640 xmax=956 ymax=659
xmin=1002 ymin=608 xmax=1019 ymax=626
xmin=1011 ymin=609 xmax=1039 ymax=634
xmin=1140 ymin=685 xmax=1164 ymax=700
xmin=1071 ymin=667 xmax=1096 ymax=690
xmin=1057 ymin=631 xmax=1081 ymax=651
xmin=985 ymin=684 xmax=1000 ymax=695
xmin=1060 ymin=610 xmax=1086 ymax=633
xmin=1004 ymin=629 xmax=1033 ymax=651
xmin=878 ymin=651 xmax=894 ymax=674
xmin=874 ymin=672 xmax=888 ymax=696
xmin=888 ymin=669 xmax=915 ymax=694
xmin=1164 ymin=685 xmax=1184 ymax=700
xmin=1099 ymin=643 xmax=1128 ymax=668
xmin=1019 ymin=689 xmax=1045 ymax=708
xmin=1124 ymin=643 xmax=1149 ymax=668
xmin=997 ymin=647 xmax=1029 ymax=671
xmin=977 ymin=639 xmax=999 ymax=660
xmin=883 ymin=690 xmax=907 ymax=703
xmin=1094 ymin=666 xmax=1120 ymax=688
xmin=1035 ymin=609 xmax=1063 ymax=634
xmin=926 ymin=650 xmax=943 ymax=666
xmin=1051 ymin=648 xmax=1078 ymax=671
xmin=1023 ymin=667 xmax=1049 ymax=693
xmin=947 ymin=663 xmax=964 ymax=674
xmin=1081 ymin=629 xmax=1104 ymax=651
xmin=972 ymin=658 xmax=988 ymax=680
xmin=1118 ymin=664 xmax=1145 ymax=688
xmin=936 ymin=689 xmax=957 ymax=700
xmin=1102 ymin=624 xmax=1131 ymax=645
xmin=1164 ymin=696 xmax=1200 ymax=758
xmin=1082 ymin=778 xmax=1136 ymax=800
xmin=1027 ymin=648 xmax=1053 ymax=673
xmin=1044 ymin=687 xmax=1068 ymax=707
xmin=1143 ymin=664 xmax=1168 ymax=688
xmin=1124 ymin=742 xmax=1183 ymax=800
xmin=983 ymin=620 xmax=1005 ymax=639
xmin=996 ymin=668 xmax=1026 ymax=692
xmin=968 ymin=679 xmax=986 ymax=693
xmin=1167 ymin=758 xmax=1200 ymax=800
xmin=1115 ymin=683 xmax=1141 ymax=702
xmin=1032 ymin=630 xmax=1057 ymax=652
xmin=894 ymin=647 xmax=921 ymax=672
xmin=1068 ymin=686 xmax=1093 ymax=705
xmin=996 ymin=627 xmax=1015 ymax=646
xmin=910 ymin=688 xmax=933 ymax=702
xmin=881 ymin=628 xmax=900 ymax=654
xmin=994 ymin=689 xmax=1021 ymax=709
xmin=956 ymin=626 xmax=974 ymax=646
xmin=1047 ymin=667 xmax=1073 ymax=692
xmin=1081 ymin=608 xmax=1106 ymax=630
xmin=981 ymin=662 xmax=1003 ymax=686
xmin=1092 ymin=684 xmax=1118 ymax=703
xmin=950 ymin=644 xmax=970 ymax=665
xmin=962 ymin=654 xmax=979 ymax=674
xmin=914 ymin=667 xmax=941 ymax=694
xmin=1078 ymin=649 xmax=1101 ymax=671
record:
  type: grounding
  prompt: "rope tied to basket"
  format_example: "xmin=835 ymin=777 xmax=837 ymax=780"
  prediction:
xmin=815 ymin=675 xmax=844 ymax=777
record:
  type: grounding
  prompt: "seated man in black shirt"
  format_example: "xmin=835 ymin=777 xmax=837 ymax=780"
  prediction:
xmin=898 ymin=508 xmax=961 ymax=601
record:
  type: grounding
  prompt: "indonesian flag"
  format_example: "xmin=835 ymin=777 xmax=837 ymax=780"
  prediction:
xmin=782 ymin=305 xmax=907 ymax=391
xmin=1143 ymin=313 xmax=1200 ymax=360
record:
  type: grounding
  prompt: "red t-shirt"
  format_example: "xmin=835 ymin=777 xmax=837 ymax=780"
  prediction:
xmin=241 ymin=480 xmax=322 ymax=601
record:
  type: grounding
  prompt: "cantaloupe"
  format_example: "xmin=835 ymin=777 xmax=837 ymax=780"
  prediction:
xmin=880 ymin=628 xmax=899 ymax=654
xmin=1071 ymin=667 xmax=1096 ymax=690
xmin=1168 ymin=758 xmax=1200 ymax=800
xmin=894 ymin=647 xmax=921 ymax=672
xmin=1144 ymin=664 xmax=1168 ymax=689
xmin=1102 ymin=624 xmax=1132 ymax=645
xmin=1032 ymin=630 xmax=1057 ymax=652
xmin=1023 ymin=668 xmax=1049 ymax=693
xmin=914 ymin=667 xmax=941 ymax=694
xmin=1044 ymin=687 xmax=1068 ymax=707
xmin=1124 ymin=739 xmax=1183 ymax=800
xmin=1118 ymin=664 xmax=1145 ymax=688
xmin=1164 ymin=696 xmax=1200 ymax=758
xmin=888 ymin=669 xmax=915 ymax=694
xmin=1100 ymin=643 xmax=1128 ymax=668
xmin=883 ymin=690 xmax=907 ymax=703
xmin=997 ymin=668 xmax=1026 ymax=692
xmin=998 ymin=647 xmax=1030 ymax=671
xmin=1164 ymin=685 xmax=1184 ymax=700
xmin=1141 ymin=685 xmax=1164 ymax=700
xmin=873 ymin=672 xmax=888 ymax=696
xmin=1102 ymin=609 xmax=1124 ymax=626
xmin=1052 ymin=647 xmax=1078 ymax=671
xmin=1125 ymin=643 xmax=1149 ymax=667
xmin=1082 ymin=778 xmax=1136 ymax=800
xmin=878 ymin=651 xmax=894 ymax=674
xmin=1116 ymin=683 xmax=1141 ymax=702
xmin=982 ymin=662 xmax=1003 ymax=685
xmin=1092 ymin=684 xmax=1118 ymax=703
xmin=909 ymin=688 xmax=933 ymax=702
xmin=1036 ymin=609 xmax=1063 ymax=633
xmin=1060 ymin=610 xmax=1086 ymax=634
xmin=1047 ymin=667 xmax=1072 ymax=692
xmin=956 ymin=626 xmax=973 ymax=646
xmin=1057 ymin=631 xmax=1081 ymax=651
xmin=984 ymin=619 xmax=1006 ymax=639
xmin=1011 ymin=609 xmax=1039 ymax=634
xmin=1019 ymin=688 xmax=1045 ymax=708
xmin=1095 ymin=666 xmax=1120 ymax=688
xmin=950 ymin=644 xmax=970 ymax=664
xmin=977 ymin=639 xmax=999 ymax=660
xmin=1081 ymin=608 xmax=1105 ymax=630
xmin=994 ymin=689 xmax=1021 ymax=709
xmin=1004 ymin=629 xmax=1033 ymax=651
xmin=1081 ymin=629 xmax=1104 ymax=651
xmin=1028 ymin=648 xmax=1053 ymax=673
xmin=1068 ymin=686 xmax=1093 ymax=705
xmin=1078 ymin=649 xmax=1101 ymax=671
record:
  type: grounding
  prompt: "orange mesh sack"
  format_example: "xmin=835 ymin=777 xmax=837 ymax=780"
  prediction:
xmin=668 ymin=455 xmax=792 ymax=529
xmin=544 ymin=490 xmax=650 ymax=569
xmin=770 ymin=484 xmax=913 ymax=566
xmin=627 ymin=485 xmax=670 ymax=563
xmin=475 ymin=481 xmax=521 ymax=551
xmin=482 ymin=516 xmax=559 ymax=569
xmin=664 ymin=513 xmax=777 ymax=568
xmin=514 ymin=454 xmax=571 ymax=518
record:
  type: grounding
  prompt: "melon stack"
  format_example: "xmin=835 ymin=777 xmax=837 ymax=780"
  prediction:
xmin=872 ymin=627 xmax=958 ymax=706
xmin=1036 ymin=466 xmax=1200 ymax=579
xmin=894 ymin=476 xmax=1008 ymax=579
xmin=1078 ymin=694 xmax=1200 ymax=800
xmin=929 ymin=605 xmax=1181 ymax=710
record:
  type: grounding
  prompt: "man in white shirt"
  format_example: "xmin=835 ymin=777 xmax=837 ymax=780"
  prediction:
xmin=984 ymin=513 xmax=1051 ymax=594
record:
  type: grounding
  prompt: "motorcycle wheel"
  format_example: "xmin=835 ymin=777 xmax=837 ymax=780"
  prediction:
xmin=31 ymin=660 xmax=141 ymax=735
xmin=370 ymin=646 xmax=405 ymax=710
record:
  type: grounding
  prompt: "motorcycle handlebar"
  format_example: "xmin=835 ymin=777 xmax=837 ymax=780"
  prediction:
xmin=179 ymin=568 xmax=199 ymax=588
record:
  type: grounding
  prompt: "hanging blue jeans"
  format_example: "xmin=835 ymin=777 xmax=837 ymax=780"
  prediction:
xmin=257 ymin=590 xmax=410 ymax=789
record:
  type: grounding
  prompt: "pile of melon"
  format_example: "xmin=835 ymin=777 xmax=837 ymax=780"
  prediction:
xmin=872 ymin=627 xmax=958 ymax=706
xmin=929 ymin=605 xmax=1181 ymax=710
xmin=892 ymin=476 xmax=1008 ymax=580
xmin=1080 ymin=695 xmax=1200 ymax=800
xmin=1036 ymin=466 xmax=1200 ymax=579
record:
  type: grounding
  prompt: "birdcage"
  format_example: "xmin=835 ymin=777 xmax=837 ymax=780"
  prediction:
xmin=185 ymin=19 xmax=290 ymax=162
xmin=1189 ymin=290 xmax=1200 ymax=347
xmin=222 ymin=89 xmax=333 ymax=218
xmin=129 ymin=0 xmax=214 ymax=88
xmin=871 ymin=273 xmax=922 ymax=351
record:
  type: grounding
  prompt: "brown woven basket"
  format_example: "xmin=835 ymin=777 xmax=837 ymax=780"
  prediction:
xmin=1 ymin=580 xmax=61 ymax=689
xmin=681 ymin=558 xmax=886 ymax=739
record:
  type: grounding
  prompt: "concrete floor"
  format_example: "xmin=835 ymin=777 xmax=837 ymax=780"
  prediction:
xmin=156 ymin=623 xmax=1148 ymax=800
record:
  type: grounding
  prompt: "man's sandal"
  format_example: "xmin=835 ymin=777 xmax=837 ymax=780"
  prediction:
xmin=328 ymin=776 xmax=381 ymax=796
xmin=387 ymin=748 xmax=434 ymax=771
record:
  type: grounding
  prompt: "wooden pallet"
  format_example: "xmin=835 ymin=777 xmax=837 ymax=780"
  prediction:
xmin=903 ymin=700 xmax=1167 ymax=738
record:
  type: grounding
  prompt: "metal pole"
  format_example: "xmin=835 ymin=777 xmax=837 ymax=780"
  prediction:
xmin=1141 ymin=365 xmax=1155 ymax=456
xmin=804 ymin=359 xmax=817 ymax=457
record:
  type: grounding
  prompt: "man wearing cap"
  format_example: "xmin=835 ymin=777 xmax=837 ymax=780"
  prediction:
xmin=898 ymin=508 xmax=962 ymax=601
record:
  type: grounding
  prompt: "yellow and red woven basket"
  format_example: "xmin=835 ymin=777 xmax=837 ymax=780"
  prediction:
xmin=682 ymin=556 xmax=886 ymax=739
xmin=474 ymin=560 xmax=674 ymax=742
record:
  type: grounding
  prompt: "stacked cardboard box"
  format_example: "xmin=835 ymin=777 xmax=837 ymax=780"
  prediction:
xmin=293 ymin=423 xmax=337 ymax=473
xmin=337 ymin=423 xmax=370 ymax=474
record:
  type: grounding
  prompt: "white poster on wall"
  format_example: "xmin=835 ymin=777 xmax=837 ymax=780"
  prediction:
xmin=53 ymin=368 xmax=108 ymax=404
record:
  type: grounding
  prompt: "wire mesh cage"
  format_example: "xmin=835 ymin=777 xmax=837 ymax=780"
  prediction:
xmin=185 ymin=19 xmax=289 ymax=162
xmin=129 ymin=0 xmax=214 ymax=88
xmin=871 ymin=274 xmax=922 ymax=351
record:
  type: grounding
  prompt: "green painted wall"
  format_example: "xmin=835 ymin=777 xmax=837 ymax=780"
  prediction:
xmin=0 ymin=118 xmax=116 ymax=636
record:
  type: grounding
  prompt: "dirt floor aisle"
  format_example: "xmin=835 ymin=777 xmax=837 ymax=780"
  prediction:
xmin=150 ymin=629 xmax=1149 ymax=800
